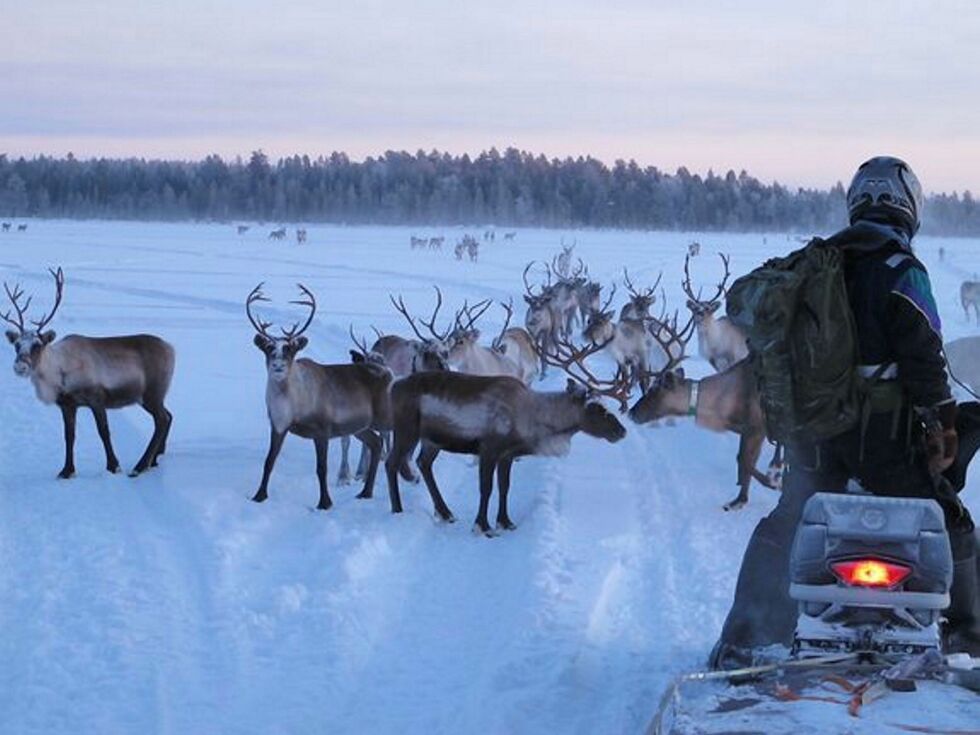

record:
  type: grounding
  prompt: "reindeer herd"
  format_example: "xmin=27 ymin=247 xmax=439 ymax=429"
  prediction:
xmin=4 ymin=240 xmax=788 ymax=537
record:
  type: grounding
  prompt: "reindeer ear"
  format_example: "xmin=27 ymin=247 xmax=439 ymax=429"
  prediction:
xmin=253 ymin=334 xmax=272 ymax=352
xmin=709 ymin=301 xmax=721 ymax=313
xmin=41 ymin=330 xmax=56 ymax=344
xmin=293 ymin=336 xmax=309 ymax=352
xmin=524 ymin=295 xmax=534 ymax=305
xmin=675 ymin=367 xmax=685 ymax=380
xmin=5 ymin=330 xmax=17 ymax=344
xmin=350 ymin=349 xmax=364 ymax=363
xmin=686 ymin=299 xmax=697 ymax=310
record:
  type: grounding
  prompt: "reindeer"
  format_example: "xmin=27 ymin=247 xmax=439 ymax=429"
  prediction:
xmin=523 ymin=262 xmax=559 ymax=378
xmin=246 ymin=284 xmax=392 ymax=510
xmin=547 ymin=256 xmax=586 ymax=338
xmin=429 ymin=236 xmax=445 ymax=250
xmin=555 ymin=240 xmax=576 ymax=277
xmin=629 ymin=359 xmax=783 ymax=511
xmin=454 ymin=241 xmax=465 ymax=260
xmin=1 ymin=223 xmax=10 ymax=232
xmin=582 ymin=283 xmax=662 ymax=393
xmin=410 ymin=235 xmax=426 ymax=249
xmin=961 ymin=280 xmax=980 ymax=324
xmin=296 ymin=228 xmax=308 ymax=244
xmin=384 ymin=339 xmax=629 ymax=535
xmin=236 ymin=225 xmax=250 ymax=235
xmin=17 ymin=224 xmax=27 ymax=232
xmin=682 ymin=252 xmax=748 ymax=372
xmin=688 ymin=241 xmax=701 ymax=257
xmin=447 ymin=299 xmax=535 ymax=384
xmin=574 ymin=277 xmax=603 ymax=327
xmin=503 ymin=232 xmax=516 ymax=241
xmin=467 ymin=238 xmax=479 ymax=262
xmin=268 ymin=227 xmax=286 ymax=240
xmin=620 ymin=268 xmax=662 ymax=322
xmin=3 ymin=268 xmax=175 ymax=478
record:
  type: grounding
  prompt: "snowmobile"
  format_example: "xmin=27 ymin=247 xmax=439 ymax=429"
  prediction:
xmin=647 ymin=492 xmax=980 ymax=734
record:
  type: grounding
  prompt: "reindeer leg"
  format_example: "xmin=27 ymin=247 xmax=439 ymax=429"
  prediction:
xmin=496 ymin=455 xmax=517 ymax=531
xmin=416 ymin=442 xmax=454 ymax=522
xmin=474 ymin=451 xmax=497 ymax=536
xmin=90 ymin=404 xmax=120 ymax=474
xmin=131 ymin=399 xmax=171 ymax=476
xmin=155 ymin=408 xmax=172 ymax=459
xmin=354 ymin=429 xmax=383 ymax=500
xmin=337 ymin=435 xmax=353 ymax=485
xmin=57 ymin=399 xmax=77 ymax=479
xmin=253 ymin=428 xmax=286 ymax=503
xmin=355 ymin=440 xmax=370 ymax=481
xmin=385 ymin=431 xmax=416 ymax=515
xmin=314 ymin=437 xmax=332 ymax=510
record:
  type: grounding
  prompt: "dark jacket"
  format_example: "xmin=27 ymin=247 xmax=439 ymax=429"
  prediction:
xmin=824 ymin=220 xmax=952 ymax=409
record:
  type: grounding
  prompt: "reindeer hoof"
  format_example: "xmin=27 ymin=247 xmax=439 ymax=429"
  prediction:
xmin=472 ymin=522 xmax=497 ymax=537
xmin=316 ymin=500 xmax=333 ymax=511
xmin=496 ymin=520 xmax=517 ymax=532
xmin=251 ymin=492 xmax=267 ymax=503
xmin=723 ymin=499 xmax=747 ymax=512
xmin=336 ymin=475 xmax=351 ymax=486
xmin=355 ymin=490 xmax=373 ymax=500
xmin=107 ymin=464 xmax=121 ymax=474
xmin=127 ymin=469 xmax=142 ymax=478
xmin=437 ymin=512 xmax=456 ymax=524
xmin=57 ymin=468 xmax=75 ymax=479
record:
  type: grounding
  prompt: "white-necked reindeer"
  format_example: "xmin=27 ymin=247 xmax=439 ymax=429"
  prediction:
xmin=548 ymin=254 xmax=585 ymax=338
xmin=523 ymin=262 xmax=560 ymax=378
xmin=3 ymin=267 xmax=175 ymax=478
xmin=582 ymin=283 xmax=659 ymax=392
xmin=246 ymin=283 xmax=391 ymax=510
xmin=384 ymin=338 xmax=629 ymax=535
xmin=629 ymin=359 xmax=783 ymax=511
xmin=682 ymin=252 xmax=748 ymax=372
xmin=448 ymin=299 xmax=537 ymax=385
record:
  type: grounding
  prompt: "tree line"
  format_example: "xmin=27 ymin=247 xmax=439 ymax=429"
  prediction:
xmin=1 ymin=149 xmax=977 ymax=235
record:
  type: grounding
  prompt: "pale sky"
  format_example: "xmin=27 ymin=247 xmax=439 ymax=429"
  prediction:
xmin=2 ymin=0 xmax=979 ymax=192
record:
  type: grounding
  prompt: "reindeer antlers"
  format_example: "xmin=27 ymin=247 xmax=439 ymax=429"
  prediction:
xmin=2 ymin=266 xmax=64 ymax=334
xmin=537 ymin=336 xmax=633 ymax=412
xmin=623 ymin=267 xmax=662 ymax=299
xmin=246 ymin=282 xmax=317 ymax=339
xmin=683 ymin=252 xmax=731 ymax=305
xmin=390 ymin=285 xmax=451 ymax=342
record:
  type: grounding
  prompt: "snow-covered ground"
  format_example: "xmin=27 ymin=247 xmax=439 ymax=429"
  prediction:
xmin=0 ymin=221 xmax=976 ymax=734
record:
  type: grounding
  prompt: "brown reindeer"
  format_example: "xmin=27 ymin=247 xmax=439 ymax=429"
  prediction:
xmin=384 ymin=340 xmax=629 ymax=535
xmin=682 ymin=252 xmax=748 ymax=372
xmin=246 ymin=283 xmax=391 ymax=510
xmin=296 ymin=228 xmax=308 ymax=244
xmin=3 ymin=268 xmax=175 ymax=478
xmin=628 ymin=359 xmax=783 ymax=511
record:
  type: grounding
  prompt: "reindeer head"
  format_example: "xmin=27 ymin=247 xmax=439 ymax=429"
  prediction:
xmin=623 ymin=268 xmax=661 ymax=321
xmin=247 ymin=282 xmax=316 ymax=383
xmin=581 ymin=284 xmax=617 ymax=345
xmin=628 ymin=368 xmax=687 ymax=424
xmin=682 ymin=253 xmax=730 ymax=326
xmin=3 ymin=267 xmax=64 ymax=378
xmin=391 ymin=286 xmax=453 ymax=371
xmin=448 ymin=299 xmax=491 ymax=354
xmin=564 ymin=380 xmax=628 ymax=442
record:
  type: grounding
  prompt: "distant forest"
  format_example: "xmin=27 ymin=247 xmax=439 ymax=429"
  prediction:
xmin=1 ymin=149 xmax=978 ymax=235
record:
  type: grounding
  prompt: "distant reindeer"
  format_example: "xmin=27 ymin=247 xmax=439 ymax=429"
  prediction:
xmin=503 ymin=232 xmax=516 ymax=241
xmin=237 ymin=225 xmax=250 ymax=235
xmin=523 ymin=262 xmax=560 ymax=378
xmin=296 ymin=228 xmax=308 ymax=244
xmin=939 ymin=246 xmax=945 ymax=262
xmin=17 ymin=224 xmax=27 ymax=232
xmin=429 ymin=236 xmax=444 ymax=250
xmin=547 ymin=256 xmax=586 ymax=338
xmin=620 ymin=268 xmax=662 ymax=321
xmin=454 ymin=241 xmax=465 ymax=260
xmin=384 ymin=340 xmax=629 ymax=535
xmin=556 ymin=240 xmax=576 ymax=277
xmin=3 ymin=268 xmax=175 ymax=478
xmin=961 ymin=280 xmax=980 ymax=324
xmin=688 ymin=241 xmax=701 ymax=257
xmin=574 ymin=275 xmax=603 ymax=327
xmin=410 ymin=235 xmax=427 ymax=249
xmin=467 ymin=238 xmax=479 ymax=262
xmin=268 ymin=227 xmax=287 ymax=240
xmin=629 ymin=359 xmax=783 ymax=511
xmin=682 ymin=252 xmax=748 ymax=372
xmin=246 ymin=283 xmax=391 ymax=509
xmin=3 ymin=222 xmax=12 ymax=232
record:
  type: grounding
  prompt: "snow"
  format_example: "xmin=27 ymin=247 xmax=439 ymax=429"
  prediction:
xmin=0 ymin=221 xmax=977 ymax=734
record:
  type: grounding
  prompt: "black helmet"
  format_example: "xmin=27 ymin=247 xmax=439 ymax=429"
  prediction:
xmin=846 ymin=156 xmax=923 ymax=235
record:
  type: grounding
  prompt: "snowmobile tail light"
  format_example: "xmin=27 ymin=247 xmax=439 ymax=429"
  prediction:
xmin=830 ymin=558 xmax=911 ymax=588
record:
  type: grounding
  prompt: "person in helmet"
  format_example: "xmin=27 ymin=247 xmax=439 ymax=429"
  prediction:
xmin=710 ymin=156 xmax=980 ymax=668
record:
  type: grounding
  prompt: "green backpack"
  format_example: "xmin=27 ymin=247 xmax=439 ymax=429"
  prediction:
xmin=725 ymin=239 xmax=860 ymax=446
